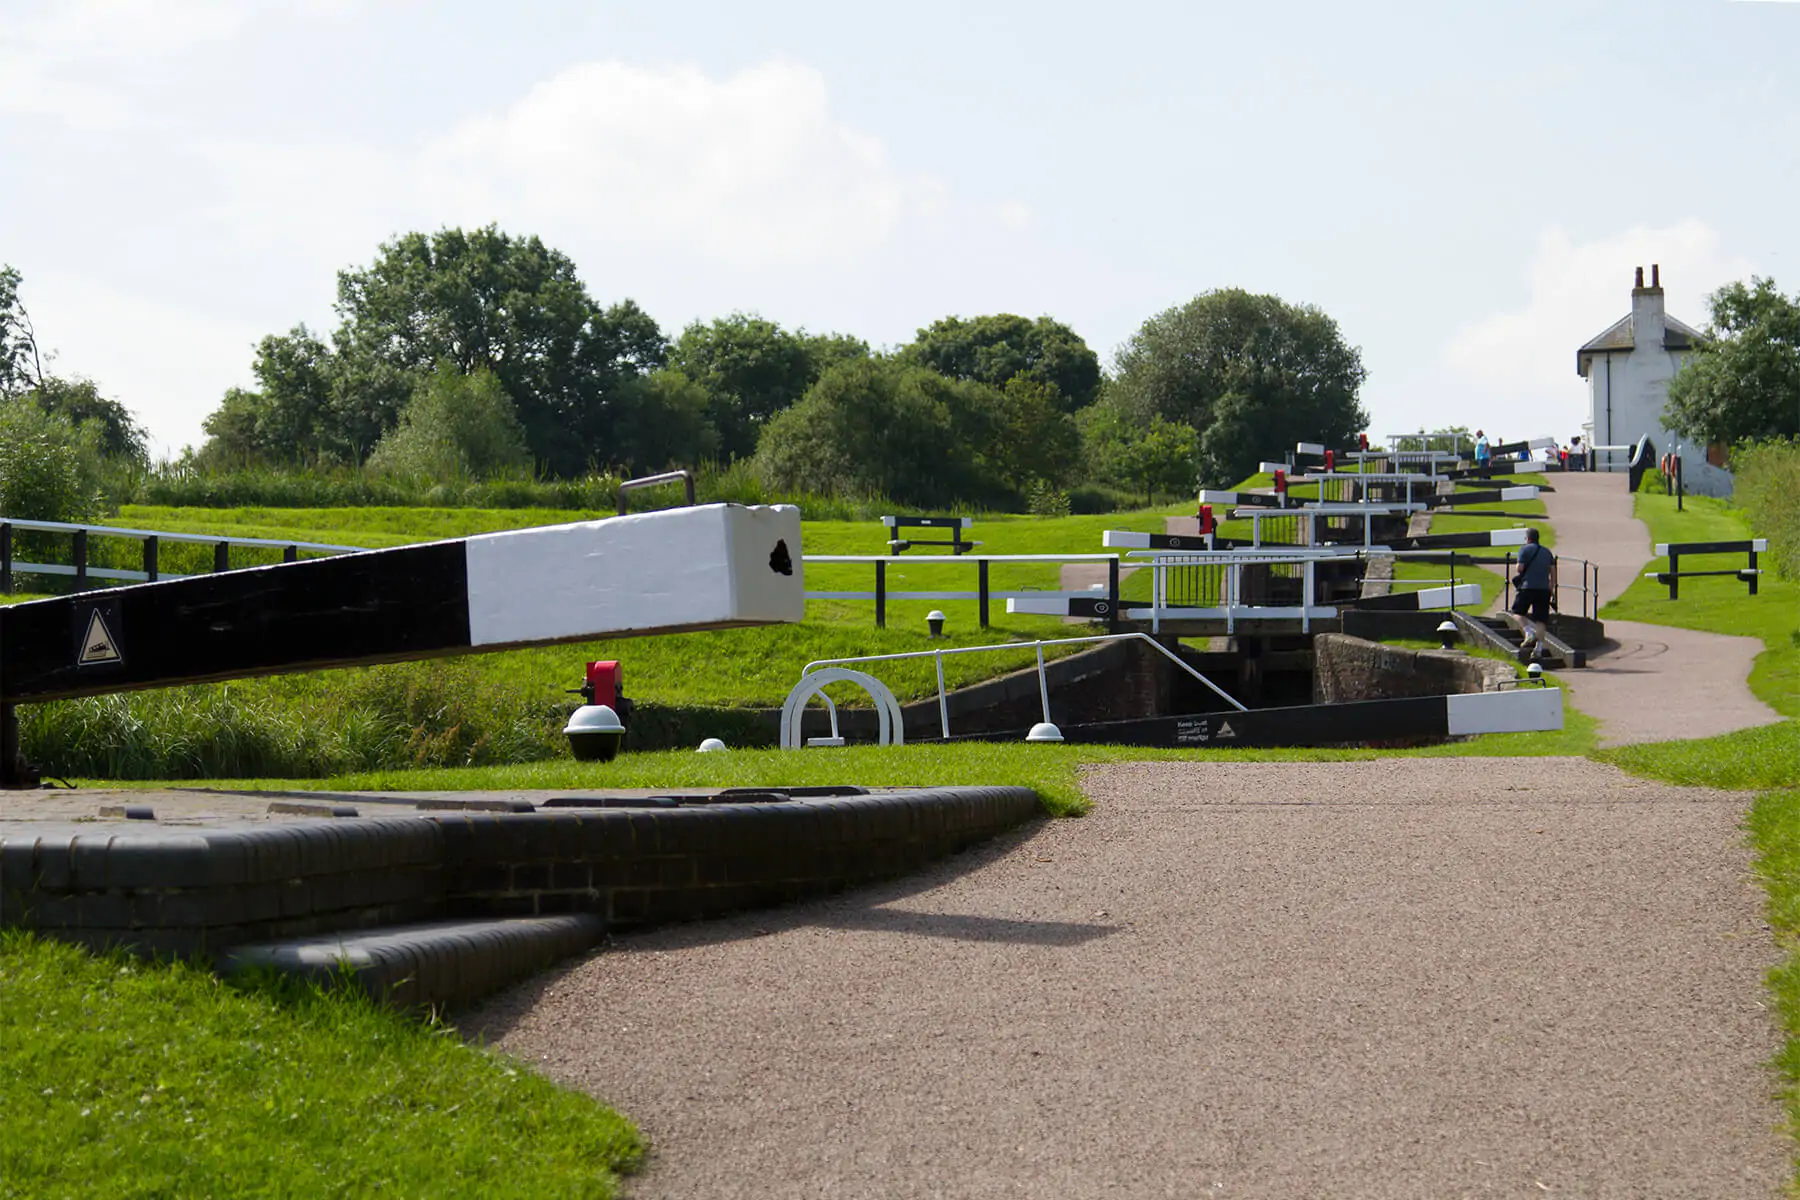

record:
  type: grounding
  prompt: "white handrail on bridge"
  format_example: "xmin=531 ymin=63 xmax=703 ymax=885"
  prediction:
xmin=794 ymin=630 xmax=1248 ymax=744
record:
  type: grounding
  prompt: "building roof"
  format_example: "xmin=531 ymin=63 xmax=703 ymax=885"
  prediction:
xmin=1576 ymin=311 xmax=1705 ymax=376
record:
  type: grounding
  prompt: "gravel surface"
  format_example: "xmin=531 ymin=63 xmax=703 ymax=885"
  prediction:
xmin=463 ymin=758 xmax=1789 ymax=1199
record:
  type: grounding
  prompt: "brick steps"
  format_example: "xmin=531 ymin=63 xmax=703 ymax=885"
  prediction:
xmin=221 ymin=914 xmax=604 ymax=1009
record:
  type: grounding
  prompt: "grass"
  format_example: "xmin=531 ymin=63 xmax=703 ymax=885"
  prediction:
xmin=1750 ymin=788 xmax=1800 ymax=1179
xmin=0 ymin=931 xmax=642 ymax=1198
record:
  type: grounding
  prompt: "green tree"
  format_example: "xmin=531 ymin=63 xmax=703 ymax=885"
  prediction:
xmin=608 ymin=369 xmax=722 ymax=472
xmin=1664 ymin=277 xmax=1800 ymax=447
xmin=333 ymin=226 xmax=665 ymax=475
xmin=667 ymin=315 xmax=870 ymax=460
xmin=1078 ymin=403 xmax=1198 ymax=505
xmin=1110 ymin=289 xmax=1367 ymax=486
xmin=27 ymin=376 xmax=150 ymax=467
xmin=366 ymin=365 xmax=531 ymax=481
xmin=754 ymin=358 xmax=989 ymax=505
xmin=0 ymin=396 xmax=104 ymax=522
xmin=900 ymin=313 xmax=1101 ymax=412
xmin=667 ymin=314 xmax=815 ymax=461
xmin=0 ymin=264 xmax=45 ymax=399
xmin=960 ymin=376 xmax=1082 ymax=495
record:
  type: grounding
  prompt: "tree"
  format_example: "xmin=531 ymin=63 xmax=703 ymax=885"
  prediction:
xmin=667 ymin=315 xmax=870 ymax=461
xmin=366 ymin=365 xmax=531 ymax=481
xmin=667 ymin=315 xmax=816 ymax=461
xmin=1110 ymin=289 xmax=1367 ymax=486
xmin=0 ymin=264 xmax=45 ymax=399
xmin=1664 ymin=277 xmax=1800 ymax=448
xmin=28 ymin=376 xmax=149 ymax=467
xmin=1079 ymin=403 xmax=1198 ymax=505
xmin=0 ymin=396 xmax=104 ymax=522
xmin=754 ymin=359 xmax=988 ymax=506
xmin=607 ymin=369 xmax=721 ymax=472
xmin=960 ymin=377 xmax=1082 ymax=495
xmin=900 ymin=313 xmax=1101 ymax=412
xmin=333 ymin=226 xmax=665 ymax=475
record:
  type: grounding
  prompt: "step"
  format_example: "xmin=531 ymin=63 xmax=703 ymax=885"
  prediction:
xmin=220 ymin=914 xmax=604 ymax=1009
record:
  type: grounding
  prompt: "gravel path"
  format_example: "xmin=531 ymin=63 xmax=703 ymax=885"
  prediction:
xmin=463 ymin=759 xmax=1788 ymax=1199
xmin=1536 ymin=473 xmax=1783 ymax=746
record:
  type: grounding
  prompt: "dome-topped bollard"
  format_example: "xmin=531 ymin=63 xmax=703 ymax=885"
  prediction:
xmin=564 ymin=704 xmax=625 ymax=762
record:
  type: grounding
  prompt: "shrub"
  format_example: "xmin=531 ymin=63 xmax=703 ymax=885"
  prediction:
xmin=366 ymin=365 xmax=531 ymax=482
xmin=0 ymin=396 xmax=104 ymax=522
xmin=1733 ymin=437 xmax=1800 ymax=580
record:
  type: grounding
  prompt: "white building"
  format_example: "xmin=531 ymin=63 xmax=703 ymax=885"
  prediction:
xmin=1577 ymin=264 xmax=1730 ymax=496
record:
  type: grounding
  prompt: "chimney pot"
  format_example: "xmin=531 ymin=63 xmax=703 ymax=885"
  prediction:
xmin=1652 ymin=263 xmax=1660 ymax=287
xmin=1635 ymin=266 xmax=1644 ymax=288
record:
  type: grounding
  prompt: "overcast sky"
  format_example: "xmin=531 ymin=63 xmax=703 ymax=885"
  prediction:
xmin=3 ymin=0 xmax=1796 ymax=458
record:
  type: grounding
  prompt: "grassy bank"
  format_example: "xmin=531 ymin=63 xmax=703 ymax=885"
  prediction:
xmin=0 ymin=932 xmax=642 ymax=1198
xmin=1749 ymin=788 xmax=1800 ymax=1169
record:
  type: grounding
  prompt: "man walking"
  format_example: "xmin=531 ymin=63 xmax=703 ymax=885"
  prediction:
xmin=1512 ymin=527 xmax=1557 ymax=660
xmin=1474 ymin=429 xmax=1491 ymax=470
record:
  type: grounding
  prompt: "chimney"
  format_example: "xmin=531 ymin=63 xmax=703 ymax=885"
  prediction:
xmin=1632 ymin=263 xmax=1666 ymax=349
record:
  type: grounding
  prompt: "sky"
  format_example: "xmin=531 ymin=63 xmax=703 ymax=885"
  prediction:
xmin=2 ymin=0 xmax=1796 ymax=459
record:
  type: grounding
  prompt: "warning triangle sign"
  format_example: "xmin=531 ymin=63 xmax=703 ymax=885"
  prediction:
xmin=1215 ymin=720 xmax=1236 ymax=739
xmin=78 ymin=610 xmax=122 ymax=665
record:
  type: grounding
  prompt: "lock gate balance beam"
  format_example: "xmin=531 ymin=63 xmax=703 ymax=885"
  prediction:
xmin=0 ymin=504 xmax=804 ymax=708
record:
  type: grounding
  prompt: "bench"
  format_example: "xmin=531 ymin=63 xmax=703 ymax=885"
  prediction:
xmin=882 ymin=515 xmax=981 ymax=556
xmin=1645 ymin=539 xmax=1767 ymax=600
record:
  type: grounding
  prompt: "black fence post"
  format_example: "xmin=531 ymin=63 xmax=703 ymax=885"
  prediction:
xmin=1107 ymin=557 xmax=1120 ymax=635
xmin=283 ymin=545 xmax=298 ymax=564
xmin=143 ymin=535 xmax=158 ymax=583
xmin=1668 ymin=548 xmax=1681 ymax=601
xmin=1748 ymin=546 xmax=1759 ymax=597
xmin=214 ymin=541 xmax=229 ymax=573
xmin=1502 ymin=551 xmax=1512 ymax=610
xmin=874 ymin=559 xmax=887 ymax=629
xmin=0 ymin=702 xmax=32 ymax=789
xmin=978 ymin=558 xmax=989 ymax=629
xmin=73 ymin=529 xmax=88 ymax=591
xmin=1 ymin=522 xmax=11 ymax=594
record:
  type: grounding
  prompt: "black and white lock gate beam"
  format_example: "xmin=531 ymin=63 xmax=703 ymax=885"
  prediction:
xmin=0 ymin=504 xmax=803 ymax=704
xmin=1046 ymin=686 xmax=1562 ymax=748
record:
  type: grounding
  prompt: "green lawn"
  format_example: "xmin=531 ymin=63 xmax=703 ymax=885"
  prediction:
xmin=0 ymin=932 xmax=643 ymax=1198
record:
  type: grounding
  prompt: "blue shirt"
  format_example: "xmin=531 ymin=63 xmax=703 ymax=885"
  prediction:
xmin=1517 ymin=541 xmax=1554 ymax=590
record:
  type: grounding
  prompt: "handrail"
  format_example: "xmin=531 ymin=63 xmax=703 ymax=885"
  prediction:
xmin=0 ymin=516 xmax=362 ymax=554
xmin=803 ymin=630 xmax=1248 ymax=716
xmin=804 ymin=552 xmax=1119 ymax=564
xmin=616 ymin=470 xmax=695 ymax=515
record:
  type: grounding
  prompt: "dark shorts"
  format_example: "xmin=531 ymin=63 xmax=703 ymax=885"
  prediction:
xmin=1511 ymin=587 xmax=1551 ymax=621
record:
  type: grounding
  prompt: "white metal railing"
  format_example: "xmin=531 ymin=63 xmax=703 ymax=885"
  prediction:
xmin=797 ymin=630 xmax=1249 ymax=742
xmin=800 ymin=552 xmax=1123 ymax=629
xmin=0 ymin=516 xmax=366 ymax=592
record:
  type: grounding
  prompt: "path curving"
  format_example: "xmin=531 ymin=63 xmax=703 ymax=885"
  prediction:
xmin=1535 ymin=472 xmax=1783 ymax=746
xmin=463 ymin=759 xmax=1788 ymax=1199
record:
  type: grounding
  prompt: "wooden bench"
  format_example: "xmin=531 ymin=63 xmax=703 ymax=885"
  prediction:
xmin=882 ymin=515 xmax=981 ymax=556
xmin=1646 ymin=539 xmax=1767 ymax=600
